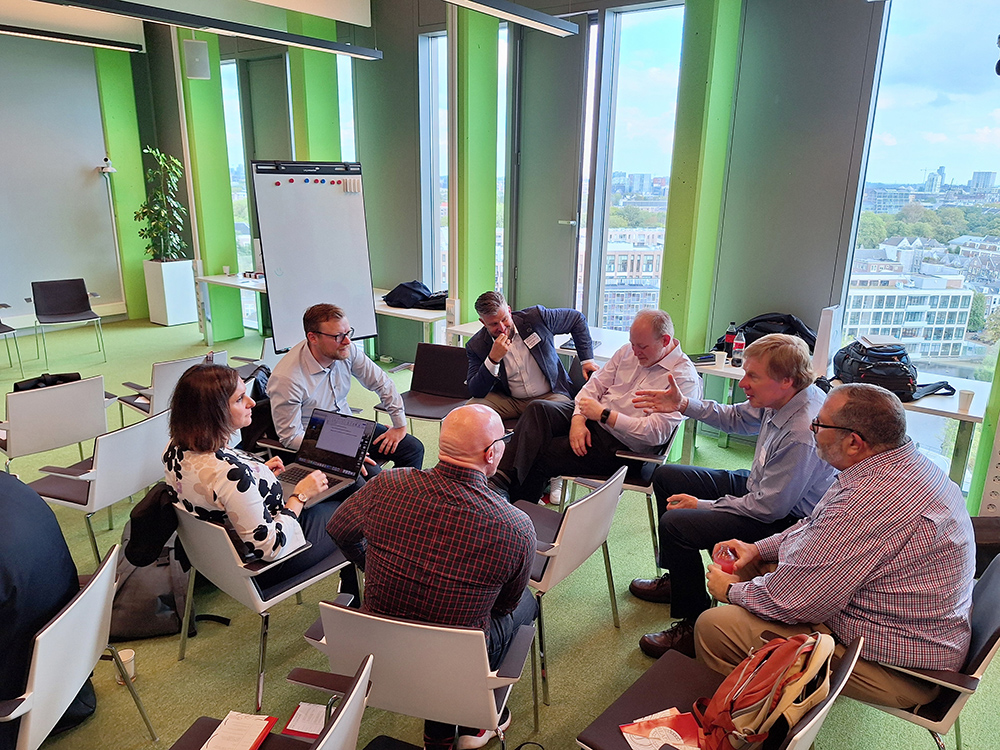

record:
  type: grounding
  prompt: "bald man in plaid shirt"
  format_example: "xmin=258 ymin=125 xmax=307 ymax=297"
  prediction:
xmin=695 ymin=383 xmax=975 ymax=709
xmin=327 ymin=404 xmax=536 ymax=750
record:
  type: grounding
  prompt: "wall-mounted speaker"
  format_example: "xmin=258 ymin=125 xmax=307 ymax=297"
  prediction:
xmin=183 ymin=39 xmax=211 ymax=80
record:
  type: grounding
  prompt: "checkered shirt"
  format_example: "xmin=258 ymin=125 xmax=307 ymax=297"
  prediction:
xmin=326 ymin=462 xmax=536 ymax=634
xmin=730 ymin=440 xmax=975 ymax=670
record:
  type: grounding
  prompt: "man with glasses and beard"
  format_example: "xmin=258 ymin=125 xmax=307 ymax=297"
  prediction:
xmin=268 ymin=303 xmax=424 ymax=468
xmin=695 ymin=383 xmax=976 ymax=709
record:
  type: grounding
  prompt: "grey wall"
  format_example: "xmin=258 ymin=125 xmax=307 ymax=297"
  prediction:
xmin=0 ymin=36 xmax=123 ymax=321
xmin=710 ymin=0 xmax=886 ymax=338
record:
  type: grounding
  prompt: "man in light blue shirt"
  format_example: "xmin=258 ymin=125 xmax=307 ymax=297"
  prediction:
xmin=268 ymin=304 xmax=424 ymax=468
xmin=629 ymin=333 xmax=836 ymax=659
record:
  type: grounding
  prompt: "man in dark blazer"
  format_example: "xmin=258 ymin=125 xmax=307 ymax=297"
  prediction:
xmin=466 ymin=291 xmax=598 ymax=422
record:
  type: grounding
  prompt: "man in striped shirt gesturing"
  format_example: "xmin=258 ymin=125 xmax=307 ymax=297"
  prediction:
xmin=695 ymin=383 xmax=976 ymax=709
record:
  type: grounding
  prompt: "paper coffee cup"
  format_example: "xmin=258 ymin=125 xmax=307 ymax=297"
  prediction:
xmin=958 ymin=390 xmax=974 ymax=413
xmin=713 ymin=350 xmax=727 ymax=367
xmin=115 ymin=649 xmax=137 ymax=684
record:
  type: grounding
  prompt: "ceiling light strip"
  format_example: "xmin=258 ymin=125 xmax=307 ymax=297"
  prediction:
xmin=443 ymin=0 xmax=578 ymax=37
xmin=0 ymin=22 xmax=143 ymax=51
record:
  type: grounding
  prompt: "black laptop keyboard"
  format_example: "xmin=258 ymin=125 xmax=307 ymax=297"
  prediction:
xmin=277 ymin=466 xmax=313 ymax=484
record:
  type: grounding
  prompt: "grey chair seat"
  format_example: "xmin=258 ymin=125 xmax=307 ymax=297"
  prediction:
xmin=27 ymin=457 xmax=95 ymax=506
xmin=35 ymin=310 xmax=100 ymax=324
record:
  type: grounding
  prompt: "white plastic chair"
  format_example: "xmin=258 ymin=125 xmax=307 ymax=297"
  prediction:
xmin=561 ymin=427 xmax=679 ymax=570
xmin=119 ymin=350 xmax=227 ymax=419
xmin=0 ymin=375 xmax=109 ymax=473
xmin=308 ymin=598 xmax=535 ymax=750
xmin=167 ymin=654 xmax=374 ymax=750
xmin=28 ymin=410 xmax=171 ymax=566
xmin=174 ymin=510 xmax=350 ymax=712
xmin=0 ymin=545 xmax=157 ymax=749
xmin=233 ymin=337 xmax=285 ymax=375
xmin=515 ymin=466 xmax=627 ymax=705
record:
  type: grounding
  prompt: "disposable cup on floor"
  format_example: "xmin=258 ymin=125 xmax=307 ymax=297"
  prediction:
xmin=958 ymin=390 xmax=974 ymax=413
xmin=115 ymin=649 xmax=137 ymax=684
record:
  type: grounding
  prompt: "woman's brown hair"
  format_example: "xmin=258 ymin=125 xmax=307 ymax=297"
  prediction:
xmin=168 ymin=364 xmax=241 ymax=452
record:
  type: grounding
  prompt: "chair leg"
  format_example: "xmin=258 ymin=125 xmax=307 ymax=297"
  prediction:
xmin=295 ymin=591 xmax=303 ymax=605
xmin=78 ymin=441 xmax=85 ymax=462
xmin=531 ymin=634 xmax=540 ymax=733
xmin=95 ymin=318 xmax=107 ymax=362
xmin=108 ymin=644 xmax=159 ymax=741
xmin=84 ymin=513 xmax=102 ymax=567
xmin=954 ymin=715 xmax=963 ymax=750
xmin=2 ymin=334 xmax=9 ymax=368
xmin=602 ymin=541 xmax=620 ymax=629
xmin=536 ymin=591 xmax=550 ymax=706
xmin=178 ymin=568 xmax=196 ymax=661
xmin=12 ymin=333 xmax=22 ymax=378
xmin=929 ymin=731 xmax=946 ymax=750
xmin=645 ymin=492 xmax=660 ymax=570
xmin=36 ymin=324 xmax=48 ymax=370
xmin=107 ymin=504 xmax=114 ymax=531
xmin=257 ymin=611 xmax=270 ymax=713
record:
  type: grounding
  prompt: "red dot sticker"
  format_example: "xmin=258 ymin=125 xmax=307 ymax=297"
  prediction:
xmin=336 ymin=180 xmax=342 ymax=184
xmin=288 ymin=178 xmax=295 ymax=183
xmin=274 ymin=181 xmax=280 ymax=186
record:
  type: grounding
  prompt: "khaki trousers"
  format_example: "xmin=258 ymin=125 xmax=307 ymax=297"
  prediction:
xmin=694 ymin=604 xmax=940 ymax=709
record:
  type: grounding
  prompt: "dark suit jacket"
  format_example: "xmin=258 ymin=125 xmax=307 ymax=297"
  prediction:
xmin=466 ymin=306 xmax=593 ymax=399
xmin=0 ymin=473 xmax=80 ymax=750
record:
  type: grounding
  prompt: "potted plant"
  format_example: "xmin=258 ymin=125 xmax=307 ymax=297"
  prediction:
xmin=135 ymin=146 xmax=198 ymax=326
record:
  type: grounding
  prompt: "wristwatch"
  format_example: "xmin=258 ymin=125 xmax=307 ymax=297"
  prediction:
xmin=600 ymin=408 xmax=611 ymax=424
xmin=289 ymin=492 xmax=308 ymax=505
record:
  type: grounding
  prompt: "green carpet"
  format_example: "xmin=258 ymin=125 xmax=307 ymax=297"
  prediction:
xmin=1 ymin=320 xmax=994 ymax=750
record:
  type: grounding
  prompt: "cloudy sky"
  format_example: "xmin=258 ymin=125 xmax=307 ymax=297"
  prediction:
xmin=863 ymin=0 xmax=1000 ymax=186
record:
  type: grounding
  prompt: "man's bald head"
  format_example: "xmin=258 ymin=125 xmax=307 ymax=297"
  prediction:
xmin=439 ymin=404 xmax=507 ymax=475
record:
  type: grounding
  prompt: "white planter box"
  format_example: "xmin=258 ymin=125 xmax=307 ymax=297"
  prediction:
xmin=144 ymin=259 xmax=198 ymax=326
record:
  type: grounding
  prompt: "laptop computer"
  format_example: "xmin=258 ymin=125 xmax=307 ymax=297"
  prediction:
xmin=275 ymin=408 xmax=377 ymax=506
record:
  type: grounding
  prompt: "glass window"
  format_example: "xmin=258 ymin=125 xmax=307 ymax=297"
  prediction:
xmin=337 ymin=56 xmax=356 ymax=161
xmin=419 ymin=33 xmax=449 ymax=293
xmin=589 ymin=6 xmax=684 ymax=331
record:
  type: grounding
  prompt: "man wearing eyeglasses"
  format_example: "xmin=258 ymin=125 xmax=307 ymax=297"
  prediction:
xmin=327 ymin=404 xmax=536 ymax=750
xmin=629 ymin=333 xmax=836 ymax=659
xmin=696 ymin=383 xmax=975 ymax=709
xmin=267 ymin=303 xmax=424 ymax=468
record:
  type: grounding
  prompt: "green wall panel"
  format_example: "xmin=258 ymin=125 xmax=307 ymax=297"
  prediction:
xmin=454 ymin=9 xmax=499 ymax=323
xmin=94 ymin=48 xmax=149 ymax=319
xmin=287 ymin=14 xmax=342 ymax=161
xmin=178 ymin=30 xmax=243 ymax=342
xmin=661 ymin=0 xmax=741 ymax=353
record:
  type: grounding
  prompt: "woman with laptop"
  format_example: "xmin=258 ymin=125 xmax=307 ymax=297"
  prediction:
xmin=163 ymin=364 xmax=358 ymax=595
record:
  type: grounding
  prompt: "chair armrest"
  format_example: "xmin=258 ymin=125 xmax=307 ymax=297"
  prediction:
xmin=615 ymin=449 xmax=668 ymax=465
xmin=534 ymin=541 xmax=558 ymax=557
xmin=241 ymin=541 xmax=312 ymax=575
xmin=232 ymin=356 xmax=259 ymax=364
xmin=122 ymin=381 xmax=151 ymax=394
xmin=286 ymin=667 xmax=355 ymax=696
xmin=489 ymin=624 xmax=535 ymax=686
xmin=0 ymin=695 xmax=30 ymax=722
xmin=304 ymin=616 xmax=326 ymax=645
xmin=568 ymin=477 xmax=603 ymax=490
xmin=881 ymin=663 xmax=979 ymax=693
xmin=39 ymin=465 xmax=94 ymax=479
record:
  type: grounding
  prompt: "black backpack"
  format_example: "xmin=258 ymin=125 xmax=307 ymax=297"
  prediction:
xmin=832 ymin=341 xmax=955 ymax=402
xmin=714 ymin=313 xmax=817 ymax=352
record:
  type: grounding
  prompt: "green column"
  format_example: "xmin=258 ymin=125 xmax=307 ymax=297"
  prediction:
xmin=452 ymin=9 xmax=499 ymax=323
xmin=93 ymin=48 xmax=149 ymax=319
xmin=178 ymin=30 xmax=243 ymax=342
xmin=287 ymin=14 xmax=342 ymax=161
xmin=660 ymin=0 xmax=742 ymax=352
xmin=968 ymin=376 xmax=1000 ymax=514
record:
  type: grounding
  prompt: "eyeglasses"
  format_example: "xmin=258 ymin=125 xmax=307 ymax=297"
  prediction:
xmin=810 ymin=418 xmax=866 ymax=443
xmin=484 ymin=431 xmax=514 ymax=453
xmin=310 ymin=327 xmax=354 ymax=344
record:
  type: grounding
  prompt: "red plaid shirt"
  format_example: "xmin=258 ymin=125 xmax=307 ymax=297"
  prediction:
xmin=731 ymin=440 xmax=975 ymax=670
xmin=326 ymin=462 xmax=536 ymax=634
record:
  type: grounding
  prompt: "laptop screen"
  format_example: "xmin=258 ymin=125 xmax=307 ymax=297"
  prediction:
xmin=298 ymin=409 xmax=376 ymax=479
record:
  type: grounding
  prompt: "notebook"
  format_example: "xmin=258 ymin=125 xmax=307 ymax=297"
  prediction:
xmin=276 ymin=409 xmax=377 ymax=506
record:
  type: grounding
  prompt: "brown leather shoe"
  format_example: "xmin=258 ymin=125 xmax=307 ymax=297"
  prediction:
xmin=629 ymin=574 xmax=671 ymax=603
xmin=639 ymin=620 xmax=697 ymax=659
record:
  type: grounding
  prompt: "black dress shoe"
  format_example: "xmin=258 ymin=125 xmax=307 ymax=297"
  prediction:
xmin=639 ymin=620 xmax=697 ymax=659
xmin=629 ymin=574 xmax=672 ymax=603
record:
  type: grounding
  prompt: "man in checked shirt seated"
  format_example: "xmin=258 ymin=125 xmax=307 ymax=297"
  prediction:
xmin=326 ymin=404 xmax=537 ymax=750
xmin=695 ymin=383 xmax=976 ymax=708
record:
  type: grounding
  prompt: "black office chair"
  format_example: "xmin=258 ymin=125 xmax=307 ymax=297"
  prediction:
xmin=374 ymin=343 xmax=470 ymax=428
xmin=28 ymin=279 xmax=106 ymax=368
xmin=0 ymin=303 xmax=23 ymax=378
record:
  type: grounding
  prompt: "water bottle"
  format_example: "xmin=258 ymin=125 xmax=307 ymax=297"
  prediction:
xmin=724 ymin=321 xmax=737 ymax=356
xmin=731 ymin=330 xmax=746 ymax=368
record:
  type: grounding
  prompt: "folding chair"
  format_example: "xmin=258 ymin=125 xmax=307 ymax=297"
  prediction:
xmin=28 ymin=278 xmax=105 ymax=368
xmin=0 ymin=304 xmax=23 ymax=378
xmin=119 ymin=351 xmax=227 ymax=419
xmin=374 ymin=343 xmax=469 ymax=429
